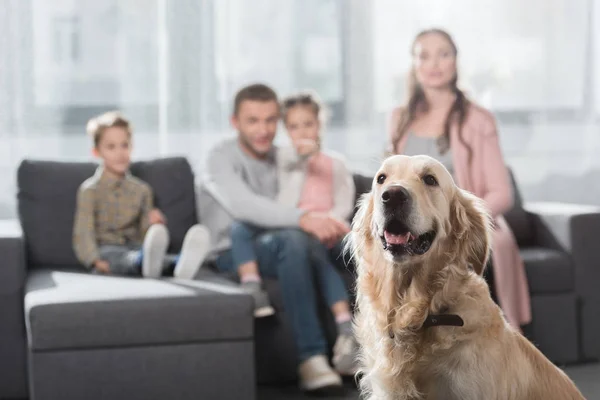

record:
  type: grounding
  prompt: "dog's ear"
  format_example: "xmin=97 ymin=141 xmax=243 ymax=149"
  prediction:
xmin=449 ymin=189 xmax=493 ymax=275
xmin=349 ymin=192 xmax=375 ymax=258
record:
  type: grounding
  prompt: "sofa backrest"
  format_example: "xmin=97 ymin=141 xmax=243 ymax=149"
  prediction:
xmin=503 ymin=168 xmax=534 ymax=247
xmin=351 ymin=174 xmax=372 ymax=222
xmin=17 ymin=157 xmax=198 ymax=269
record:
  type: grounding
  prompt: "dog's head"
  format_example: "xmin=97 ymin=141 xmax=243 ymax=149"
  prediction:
xmin=352 ymin=155 xmax=492 ymax=275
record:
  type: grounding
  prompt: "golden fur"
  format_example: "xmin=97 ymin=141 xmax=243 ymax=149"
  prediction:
xmin=350 ymin=155 xmax=584 ymax=400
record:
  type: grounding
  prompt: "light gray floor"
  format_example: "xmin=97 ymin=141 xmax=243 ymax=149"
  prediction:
xmin=565 ymin=362 xmax=600 ymax=399
xmin=258 ymin=362 xmax=600 ymax=399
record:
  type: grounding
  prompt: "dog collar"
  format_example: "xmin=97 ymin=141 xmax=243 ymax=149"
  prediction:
xmin=422 ymin=314 xmax=464 ymax=329
xmin=388 ymin=314 xmax=464 ymax=339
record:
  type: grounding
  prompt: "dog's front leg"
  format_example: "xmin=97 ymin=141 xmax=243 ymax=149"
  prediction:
xmin=393 ymin=280 xmax=431 ymax=332
xmin=394 ymin=298 xmax=429 ymax=332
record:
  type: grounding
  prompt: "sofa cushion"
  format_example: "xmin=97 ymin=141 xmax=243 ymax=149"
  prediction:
xmin=352 ymin=174 xmax=372 ymax=202
xmin=130 ymin=157 xmax=198 ymax=253
xmin=520 ymin=247 xmax=574 ymax=294
xmin=25 ymin=269 xmax=253 ymax=351
xmin=351 ymin=174 xmax=372 ymax=221
xmin=504 ymin=169 xmax=534 ymax=247
xmin=17 ymin=158 xmax=198 ymax=268
xmin=18 ymin=161 xmax=97 ymax=268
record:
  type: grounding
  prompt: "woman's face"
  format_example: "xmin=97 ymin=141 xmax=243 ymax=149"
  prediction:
xmin=413 ymin=33 xmax=457 ymax=90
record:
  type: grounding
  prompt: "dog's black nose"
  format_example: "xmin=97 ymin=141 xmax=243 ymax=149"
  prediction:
xmin=382 ymin=186 xmax=411 ymax=208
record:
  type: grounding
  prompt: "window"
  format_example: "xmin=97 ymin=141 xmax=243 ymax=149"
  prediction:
xmin=53 ymin=17 xmax=80 ymax=65
xmin=373 ymin=0 xmax=588 ymax=112
xmin=0 ymin=0 xmax=599 ymax=218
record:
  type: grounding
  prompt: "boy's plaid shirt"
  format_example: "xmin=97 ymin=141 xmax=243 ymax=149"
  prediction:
xmin=72 ymin=167 xmax=154 ymax=267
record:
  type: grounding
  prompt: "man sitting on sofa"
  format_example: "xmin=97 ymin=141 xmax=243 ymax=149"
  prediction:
xmin=197 ymin=83 xmax=354 ymax=393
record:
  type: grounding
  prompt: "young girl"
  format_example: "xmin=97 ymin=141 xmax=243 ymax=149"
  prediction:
xmin=229 ymin=91 xmax=358 ymax=376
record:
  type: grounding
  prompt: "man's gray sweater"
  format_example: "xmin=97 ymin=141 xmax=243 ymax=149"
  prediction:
xmin=196 ymin=138 xmax=303 ymax=255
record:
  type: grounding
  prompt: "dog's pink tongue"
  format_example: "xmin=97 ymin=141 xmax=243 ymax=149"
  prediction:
xmin=384 ymin=231 xmax=410 ymax=245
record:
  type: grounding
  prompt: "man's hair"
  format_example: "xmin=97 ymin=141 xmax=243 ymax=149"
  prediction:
xmin=233 ymin=83 xmax=278 ymax=115
xmin=86 ymin=111 xmax=132 ymax=147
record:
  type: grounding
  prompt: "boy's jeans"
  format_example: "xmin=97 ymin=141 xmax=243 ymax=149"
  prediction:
xmin=97 ymin=245 xmax=177 ymax=276
xmin=218 ymin=223 xmax=349 ymax=362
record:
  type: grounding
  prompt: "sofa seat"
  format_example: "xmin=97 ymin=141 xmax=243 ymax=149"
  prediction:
xmin=521 ymin=247 xmax=574 ymax=295
xmin=25 ymin=269 xmax=252 ymax=351
xmin=25 ymin=268 xmax=256 ymax=400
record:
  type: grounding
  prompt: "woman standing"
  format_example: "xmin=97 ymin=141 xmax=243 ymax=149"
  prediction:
xmin=387 ymin=28 xmax=531 ymax=329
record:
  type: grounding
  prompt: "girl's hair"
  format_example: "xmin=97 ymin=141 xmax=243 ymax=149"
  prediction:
xmin=390 ymin=28 xmax=471 ymax=164
xmin=281 ymin=90 xmax=328 ymax=123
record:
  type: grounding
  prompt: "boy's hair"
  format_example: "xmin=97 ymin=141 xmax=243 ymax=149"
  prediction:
xmin=233 ymin=83 xmax=279 ymax=116
xmin=281 ymin=90 xmax=328 ymax=123
xmin=86 ymin=111 xmax=132 ymax=148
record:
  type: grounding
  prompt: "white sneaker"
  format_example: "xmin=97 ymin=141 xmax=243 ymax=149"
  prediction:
xmin=173 ymin=224 xmax=210 ymax=280
xmin=298 ymin=354 xmax=342 ymax=392
xmin=142 ymin=224 xmax=170 ymax=278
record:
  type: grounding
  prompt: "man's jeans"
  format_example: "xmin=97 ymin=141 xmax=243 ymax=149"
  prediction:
xmin=217 ymin=225 xmax=349 ymax=362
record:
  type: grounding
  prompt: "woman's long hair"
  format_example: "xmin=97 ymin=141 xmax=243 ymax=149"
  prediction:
xmin=390 ymin=29 xmax=472 ymax=164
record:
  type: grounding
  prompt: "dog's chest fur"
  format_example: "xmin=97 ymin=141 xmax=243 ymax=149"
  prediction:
xmin=355 ymin=270 xmax=495 ymax=400
xmin=363 ymin=326 xmax=486 ymax=400
xmin=414 ymin=341 xmax=488 ymax=400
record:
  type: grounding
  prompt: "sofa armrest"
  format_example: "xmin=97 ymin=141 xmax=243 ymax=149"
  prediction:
xmin=0 ymin=219 xmax=26 ymax=295
xmin=525 ymin=201 xmax=600 ymax=359
xmin=525 ymin=201 xmax=600 ymax=293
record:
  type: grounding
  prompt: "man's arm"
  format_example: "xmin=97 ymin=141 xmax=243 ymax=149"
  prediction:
xmin=72 ymin=187 xmax=100 ymax=268
xmin=202 ymin=144 xmax=304 ymax=228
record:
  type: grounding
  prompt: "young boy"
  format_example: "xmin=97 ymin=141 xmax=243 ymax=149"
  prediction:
xmin=73 ymin=111 xmax=209 ymax=279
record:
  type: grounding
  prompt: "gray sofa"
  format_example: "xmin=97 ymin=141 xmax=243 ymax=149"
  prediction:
xmin=1 ymin=157 xmax=599 ymax=399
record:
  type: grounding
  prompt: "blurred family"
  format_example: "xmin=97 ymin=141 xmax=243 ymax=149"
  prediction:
xmin=71 ymin=27 xmax=531 ymax=394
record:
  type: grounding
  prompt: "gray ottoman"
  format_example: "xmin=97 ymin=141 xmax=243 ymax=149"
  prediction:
xmin=25 ymin=269 xmax=255 ymax=400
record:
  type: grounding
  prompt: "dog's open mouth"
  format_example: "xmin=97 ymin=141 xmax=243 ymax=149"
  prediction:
xmin=381 ymin=219 xmax=437 ymax=257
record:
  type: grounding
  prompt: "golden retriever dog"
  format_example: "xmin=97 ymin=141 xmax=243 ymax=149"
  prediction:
xmin=350 ymin=155 xmax=584 ymax=400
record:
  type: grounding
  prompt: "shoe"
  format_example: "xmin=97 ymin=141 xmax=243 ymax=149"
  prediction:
xmin=142 ymin=224 xmax=170 ymax=278
xmin=173 ymin=225 xmax=210 ymax=280
xmin=332 ymin=333 xmax=359 ymax=376
xmin=241 ymin=281 xmax=275 ymax=318
xmin=298 ymin=355 xmax=342 ymax=392
xmin=253 ymin=290 xmax=276 ymax=318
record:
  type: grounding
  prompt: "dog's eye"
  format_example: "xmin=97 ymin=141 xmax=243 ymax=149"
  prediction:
xmin=377 ymin=174 xmax=387 ymax=184
xmin=423 ymin=174 xmax=438 ymax=186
